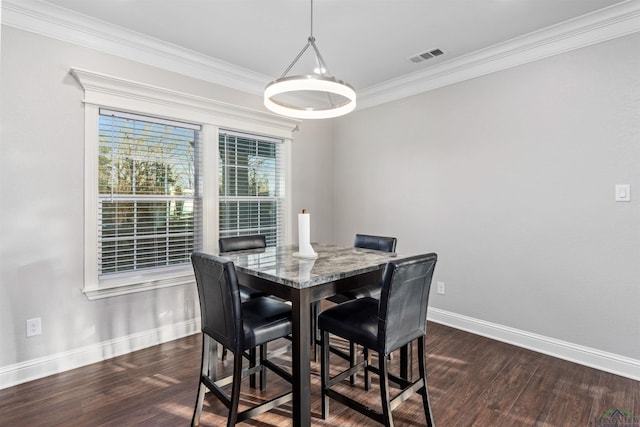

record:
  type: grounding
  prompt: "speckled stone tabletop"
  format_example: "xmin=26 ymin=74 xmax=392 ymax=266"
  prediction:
xmin=219 ymin=243 xmax=403 ymax=289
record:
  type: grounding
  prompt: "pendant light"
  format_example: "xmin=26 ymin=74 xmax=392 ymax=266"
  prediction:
xmin=264 ymin=0 xmax=356 ymax=119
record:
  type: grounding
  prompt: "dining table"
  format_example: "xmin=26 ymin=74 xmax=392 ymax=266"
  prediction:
xmin=219 ymin=242 xmax=412 ymax=427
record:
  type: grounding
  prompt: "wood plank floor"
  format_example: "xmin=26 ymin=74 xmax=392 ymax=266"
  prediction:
xmin=1 ymin=322 xmax=638 ymax=426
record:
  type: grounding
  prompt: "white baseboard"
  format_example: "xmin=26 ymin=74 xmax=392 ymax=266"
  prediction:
xmin=428 ymin=308 xmax=640 ymax=381
xmin=0 ymin=318 xmax=199 ymax=390
xmin=3 ymin=310 xmax=638 ymax=390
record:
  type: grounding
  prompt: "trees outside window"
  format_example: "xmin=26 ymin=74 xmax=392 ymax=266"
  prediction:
xmin=218 ymin=131 xmax=284 ymax=247
xmin=98 ymin=110 xmax=200 ymax=276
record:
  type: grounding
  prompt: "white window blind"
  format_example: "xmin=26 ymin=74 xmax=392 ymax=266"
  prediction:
xmin=98 ymin=109 xmax=201 ymax=277
xmin=219 ymin=130 xmax=285 ymax=247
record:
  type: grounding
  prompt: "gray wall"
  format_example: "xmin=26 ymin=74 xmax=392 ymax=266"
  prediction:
xmin=292 ymin=118 xmax=335 ymax=241
xmin=333 ymin=33 xmax=640 ymax=360
xmin=0 ymin=27 xmax=334 ymax=372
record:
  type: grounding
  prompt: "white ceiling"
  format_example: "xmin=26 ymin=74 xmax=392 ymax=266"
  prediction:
xmin=35 ymin=0 xmax=625 ymax=92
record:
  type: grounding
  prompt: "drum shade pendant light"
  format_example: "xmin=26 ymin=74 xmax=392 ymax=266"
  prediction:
xmin=264 ymin=0 xmax=356 ymax=119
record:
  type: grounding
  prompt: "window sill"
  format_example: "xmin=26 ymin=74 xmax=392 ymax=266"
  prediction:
xmin=83 ymin=272 xmax=195 ymax=300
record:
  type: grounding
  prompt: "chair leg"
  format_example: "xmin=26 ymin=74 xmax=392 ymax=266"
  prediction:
xmin=202 ymin=335 xmax=215 ymax=380
xmin=364 ymin=347 xmax=371 ymax=391
xmin=417 ymin=336 xmax=435 ymax=427
xmin=192 ymin=337 xmax=208 ymax=426
xmin=260 ymin=343 xmax=267 ymax=391
xmin=320 ymin=330 xmax=331 ymax=420
xmin=227 ymin=352 xmax=244 ymax=427
xmin=191 ymin=382 xmax=207 ymax=427
xmin=249 ymin=348 xmax=257 ymax=388
xmin=349 ymin=341 xmax=357 ymax=385
xmin=379 ymin=352 xmax=395 ymax=427
xmin=400 ymin=343 xmax=410 ymax=380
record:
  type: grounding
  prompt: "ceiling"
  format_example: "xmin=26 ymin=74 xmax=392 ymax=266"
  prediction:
xmin=35 ymin=0 xmax=625 ymax=93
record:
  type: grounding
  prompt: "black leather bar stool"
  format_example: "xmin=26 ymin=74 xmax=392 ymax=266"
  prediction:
xmin=219 ymin=235 xmax=269 ymax=301
xmin=312 ymin=234 xmax=397 ymax=376
xmin=191 ymin=252 xmax=293 ymax=427
xmin=218 ymin=235 xmax=275 ymax=366
xmin=319 ymin=253 xmax=437 ymax=427
xmin=328 ymin=234 xmax=397 ymax=303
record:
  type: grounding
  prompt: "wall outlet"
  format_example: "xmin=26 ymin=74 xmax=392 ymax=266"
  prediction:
xmin=615 ymin=184 xmax=631 ymax=202
xmin=27 ymin=318 xmax=41 ymax=337
xmin=437 ymin=281 xmax=445 ymax=295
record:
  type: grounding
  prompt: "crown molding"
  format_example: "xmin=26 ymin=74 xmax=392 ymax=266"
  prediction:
xmin=2 ymin=0 xmax=640 ymax=112
xmin=357 ymin=0 xmax=640 ymax=109
xmin=0 ymin=0 xmax=270 ymax=94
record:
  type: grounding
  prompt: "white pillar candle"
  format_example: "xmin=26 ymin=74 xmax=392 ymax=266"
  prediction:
xmin=297 ymin=210 xmax=317 ymax=258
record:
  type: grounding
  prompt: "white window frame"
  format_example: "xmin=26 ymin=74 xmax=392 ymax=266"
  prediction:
xmin=218 ymin=130 xmax=287 ymax=246
xmin=73 ymin=68 xmax=297 ymax=300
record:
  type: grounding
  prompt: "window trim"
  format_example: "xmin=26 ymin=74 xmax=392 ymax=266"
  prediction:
xmin=73 ymin=68 xmax=298 ymax=300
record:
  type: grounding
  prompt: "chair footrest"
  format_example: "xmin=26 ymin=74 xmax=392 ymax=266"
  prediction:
xmin=325 ymin=388 xmax=385 ymax=424
xmin=328 ymin=361 xmax=364 ymax=388
xmin=262 ymin=359 xmax=293 ymax=384
xmin=236 ymin=391 xmax=293 ymax=423
xmin=389 ymin=378 xmax=425 ymax=412
xmin=365 ymin=365 xmax=411 ymax=388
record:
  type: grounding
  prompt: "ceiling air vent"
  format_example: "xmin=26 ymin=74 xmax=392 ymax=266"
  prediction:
xmin=409 ymin=48 xmax=445 ymax=63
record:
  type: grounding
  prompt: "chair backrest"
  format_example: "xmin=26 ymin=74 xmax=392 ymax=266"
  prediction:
xmin=191 ymin=252 xmax=242 ymax=353
xmin=377 ymin=253 xmax=437 ymax=355
xmin=354 ymin=234 xmax=397 ymax=253
xmin=219 ymin=235 xmax=267 ymax=253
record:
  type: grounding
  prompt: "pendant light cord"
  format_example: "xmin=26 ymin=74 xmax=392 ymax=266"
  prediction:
xmin=310 ymin=0 xmax=314 ymax=38
xmin=277 ymin=0 xmax=322 ymax=79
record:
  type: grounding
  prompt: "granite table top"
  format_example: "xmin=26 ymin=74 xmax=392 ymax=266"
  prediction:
xmin=219 ymin=243 xmax=405 ymax=289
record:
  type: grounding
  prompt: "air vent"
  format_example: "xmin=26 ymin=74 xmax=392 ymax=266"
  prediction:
xmin=409 ymin=48 xmax=445 ymax=63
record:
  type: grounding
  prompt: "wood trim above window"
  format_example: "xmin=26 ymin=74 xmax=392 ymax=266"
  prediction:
xmin=71 ymin=68 xmax=299 ymax=139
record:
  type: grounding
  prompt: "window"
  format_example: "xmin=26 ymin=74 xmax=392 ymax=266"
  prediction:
xmin=73 ymin=68 xmax=296 ymax=299
xmin=98 ymin=109 xmax=201 ymax=276
xmin=218 ymin=131 xmax=285 ymax=247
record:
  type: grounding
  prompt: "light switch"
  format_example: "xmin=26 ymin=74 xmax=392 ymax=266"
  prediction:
xmin=615 ymin=184 xmax=630 ymax=202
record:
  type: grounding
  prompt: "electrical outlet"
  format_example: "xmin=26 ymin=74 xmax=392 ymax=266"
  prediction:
xmin=437 ymin=281 xmax=445 ymax=295
xmin=27 ymin=318 xmax=41 ymax=337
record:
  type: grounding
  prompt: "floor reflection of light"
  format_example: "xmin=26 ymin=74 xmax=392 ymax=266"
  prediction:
xmin=141 ymin=375 xmax=172 ymax=388
xmin=135 ymin=373 xmax=184 ymax=390
xmin=109 ymin=361 xmax=138 ymax=372
xmin=156 ymin=401 xmax=192 ymax=419
xmin=428 ymin=353 xmax=469 ymax=366
xmin=153 ymin=373 xmax=181 ymax=384
xmin=109 ymin=365 xmax=126 ymax=372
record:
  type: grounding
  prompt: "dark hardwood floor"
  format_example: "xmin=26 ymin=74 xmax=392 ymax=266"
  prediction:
xmin=1 ymin=322 xmax=638 ymax=426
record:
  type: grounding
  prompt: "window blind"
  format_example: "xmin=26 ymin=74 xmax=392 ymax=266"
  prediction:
xmin=98 ymin=109 xmax=201 ymax=276
xmin=218 ymin=130 xmax=285 ymax=247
